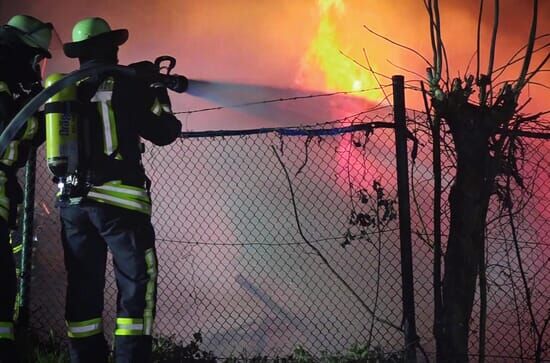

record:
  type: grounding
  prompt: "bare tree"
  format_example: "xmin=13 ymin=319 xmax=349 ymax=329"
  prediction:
xmin=422 ymin=0 xmax=549 ymax=361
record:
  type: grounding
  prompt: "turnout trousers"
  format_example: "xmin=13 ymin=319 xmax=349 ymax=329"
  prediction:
xmin=60 ymin=202 xmax=158 ymax=363
xmin=0 ymin=219 xmax=17 ymax=363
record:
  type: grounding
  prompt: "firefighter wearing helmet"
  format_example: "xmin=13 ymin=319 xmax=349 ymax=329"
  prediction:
xmin=0 ymin=14 xmax=54 ymax=363
xmin=48 ymin=17 xmax=181 ymax=363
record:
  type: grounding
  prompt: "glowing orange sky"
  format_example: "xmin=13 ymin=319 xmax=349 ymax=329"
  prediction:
xmin=1 ymin=0 xmax=548 ymax=129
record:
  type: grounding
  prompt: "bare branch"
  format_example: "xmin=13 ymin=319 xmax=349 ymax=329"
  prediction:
xmin=271 ymin=145 xmax=402 ymax=332
xmin=476 ymin=0 xmax=485 ymax=82
xmin=522 ymin=51 xmax=550 ymax=86
xmin=487 ymin=0 xmax=500 ymax=80
xmin=485 ymin=0 xmax=500 ymax=106
xmin=515 ymin=0 xmax=539 ymax=93
xmin=528 ymin=81 xmax=550 ymax=91
xmin=441 ymin=38 xmax=451 ymax=89
xmin=433 ymin=0 xmax=444 ymax=82
xmin=424 ymin=0 xmax=449 ymax=88
xmin=515 ymin=97 xmax=532 ymax=114
xmin=426 ymin=0 xmax=438 ymax=71
xmin=362 ymin=24 xmax=432 ymax=66
xmin=465 ymin=50 xmax=477 ymax=77
xmin=338 ymin=50 xmax=392 ymax=80
xmin=506 ymin=175 xmax=547 ymax=362
xmin=387 ymin=59 xmax=426 ymax=80
xmin=362 ymin=48 xmax=391 ymax=106
xmin=493 ymin=39 xmax=549 ymax=81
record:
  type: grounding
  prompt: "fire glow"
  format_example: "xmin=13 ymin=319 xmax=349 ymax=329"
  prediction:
xmin=299 ymin=0 xmax=383 ymax=104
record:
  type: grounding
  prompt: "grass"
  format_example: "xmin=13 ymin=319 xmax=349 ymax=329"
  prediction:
xmin=21 ymin=331 xmax=404 ymax=363
xmin=16 ymin=330 xmax=67 ymax=363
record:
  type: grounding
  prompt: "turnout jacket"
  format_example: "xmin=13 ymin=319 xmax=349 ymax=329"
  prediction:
xmin=65 ymin=62 xmax=181 ymax=215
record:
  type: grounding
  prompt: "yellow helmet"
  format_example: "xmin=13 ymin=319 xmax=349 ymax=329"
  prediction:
xmin=63 ymin=17 xmax=128 ymax=58
xmin=5 ymin=14 xmax=53 ymax=58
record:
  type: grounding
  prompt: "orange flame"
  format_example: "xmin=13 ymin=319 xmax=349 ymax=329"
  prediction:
xmin=299 ymin=0 xmax=383 ymax=103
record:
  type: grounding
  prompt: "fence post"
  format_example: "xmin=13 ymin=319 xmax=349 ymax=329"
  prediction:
xmin=392 ymin=75 xmax=418 ymax=362
xmin=17 ymin=146 xmax=37 ymax=328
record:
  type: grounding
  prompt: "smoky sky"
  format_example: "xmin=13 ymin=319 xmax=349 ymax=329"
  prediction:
xmin=1 ymin=0 xmax=548 ymax=129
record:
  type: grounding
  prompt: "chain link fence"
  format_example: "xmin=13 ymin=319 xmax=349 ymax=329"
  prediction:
xmin=21 ymin=105 xmax=550 ymax=361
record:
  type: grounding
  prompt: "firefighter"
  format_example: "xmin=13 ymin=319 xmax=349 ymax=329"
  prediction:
xmin=53 ymin=17 xmax=181 ymax=363
xmin=0 ymin=14 xmax=53 ymax=363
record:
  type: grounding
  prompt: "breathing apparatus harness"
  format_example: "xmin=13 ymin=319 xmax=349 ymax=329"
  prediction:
xmin=0 ymin=55 xmax=188 ymax=202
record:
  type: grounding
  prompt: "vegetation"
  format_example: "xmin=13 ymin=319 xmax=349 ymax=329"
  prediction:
xmin=22 ymin=332 xmax=405 ymax=363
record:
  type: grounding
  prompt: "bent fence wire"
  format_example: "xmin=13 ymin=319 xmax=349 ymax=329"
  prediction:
xmin=24 ymin=106 xmax=549 ymax=361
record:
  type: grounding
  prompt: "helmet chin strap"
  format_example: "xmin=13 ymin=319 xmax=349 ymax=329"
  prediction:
xmin=31 ymin=53 xmax=43 ymax=73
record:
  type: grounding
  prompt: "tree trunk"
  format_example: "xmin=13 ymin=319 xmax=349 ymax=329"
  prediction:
xmin=438 ymin=112 xmax=495 ymax=362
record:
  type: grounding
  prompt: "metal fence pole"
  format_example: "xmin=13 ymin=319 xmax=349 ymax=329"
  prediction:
xmin=17 ymin=146 xmax=37 ymax=328
xmin=392 ymin=75 xmax=418 ymax=362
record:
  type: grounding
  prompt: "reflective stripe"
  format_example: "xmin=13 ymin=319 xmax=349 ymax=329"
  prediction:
xmin=151 ymin=97 xmax=172 ymax=115
xmin=119 ymin=323 xmax=143 ymax=330
xmin=88 ymin=181 xmax=151 ymax=214
xmin=107 ymin=102 xmax=118 ymax=154
xmin=22 ymin=117 xmax=38 ymax=140
xmin=0 ymin=171 xmax=6 ymax=221
xmin=1 ymin=141 xmax=19 ymax=165
xmin=161 ymin=104 xmax=171 ymax=113
xmin=102 ymin=180 xmax=147 ymax=192
xmin=0 ymin=81 xmax=11 ymax=96
xmin=90 ymin=90 xmax=113 ymax=102
xmin=93 ymin=183 xmax=150 ymax=201
xmin=150 ymin=98 xmax=162 ymax=116
xmin=97 ymin=101 xmax=116 ymax=155
xmin=144 ymin=248 xmax=157 ymax=335
xmin=91 ymin=79 xmax=119 ymax=156
xmin=0 ymin=322 xmax=14 ymax=340
xmin=115 ymin=318 xmax=144 ymax=336
xmin=0 ymin=205 xmax=8 ymax=221
xmin=12 ymin=244 xmax=22 ymax=254
xmin=87 ymin=191 xmax=151 ymax=215
xmin=0 ymin=117 xmax=37 ymax=165
xmin=91 ymin=188 xmax=150 ymax=203
xmin=67 ymin=318 xmax=103 ymax=338
xmin=93 ymin=186 xmax=151 ymax=204
xmin=0 ymin=82 xmax=11 ymax=95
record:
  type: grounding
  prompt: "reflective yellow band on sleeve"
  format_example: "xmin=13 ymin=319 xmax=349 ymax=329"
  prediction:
xmin=12 ymin=244 xmax=22 ymax=254
xmin=0 ymin=322 xmax=14 ymax=340
xmin=115 ymin=317 xmax=144 ymax=336
xmin=66 ymin=318 xmax=103 ymax=338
